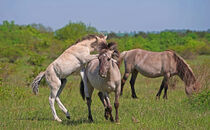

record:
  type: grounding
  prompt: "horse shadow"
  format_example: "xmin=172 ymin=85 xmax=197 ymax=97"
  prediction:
xmin=17 ymin=117 xmax=92 ymax=126
xmin=17 ymin=117 xmax=52 ymax=121
xmin=61 ymin=118 xmax=91 ymax=126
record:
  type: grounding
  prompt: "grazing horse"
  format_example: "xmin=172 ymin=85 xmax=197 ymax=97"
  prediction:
xmin=80 ymin=42 xmax=121 ymax=122
xmin=31 ymin=34 xmax=107 ymax=122
xmin=119 ymin=49 xmax=199 ymax=99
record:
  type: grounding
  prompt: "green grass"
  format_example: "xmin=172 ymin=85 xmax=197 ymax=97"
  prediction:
xmin=0 ymin=55 xmax=209 ymax=129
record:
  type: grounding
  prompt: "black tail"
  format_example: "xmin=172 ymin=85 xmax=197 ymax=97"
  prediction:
xmin=80 ymin=78 xmax=85 ymax=100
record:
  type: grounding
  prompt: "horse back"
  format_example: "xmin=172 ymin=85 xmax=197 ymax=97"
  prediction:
xmin=124 ymin=49 xmax=177 ymax=77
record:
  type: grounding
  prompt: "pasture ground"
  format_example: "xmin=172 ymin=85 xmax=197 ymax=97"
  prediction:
xmin=0 ymin=55 xmax=209 ymax=129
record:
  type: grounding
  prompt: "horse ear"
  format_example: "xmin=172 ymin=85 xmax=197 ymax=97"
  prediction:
xmin=104 ymin=35 xmax=107 ymax=39
xmin=95 ymin=36 xmax=100 ymax=40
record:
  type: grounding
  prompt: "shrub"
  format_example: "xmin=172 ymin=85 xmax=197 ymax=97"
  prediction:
xmin=28 ymin=52 xmax=46 ymax=66
xmin=55 ymin=22 xmax=97 ymax=41
xmin=187 ymin=90 xmax=210 ymax=111
xmin=0 ymin=45 xmax=23 ymax=63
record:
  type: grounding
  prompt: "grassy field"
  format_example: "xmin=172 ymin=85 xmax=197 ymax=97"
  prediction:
xmin=0 ymin=55 xmax=209 ymax=129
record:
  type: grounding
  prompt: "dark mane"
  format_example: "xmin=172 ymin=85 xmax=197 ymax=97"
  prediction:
xmin=75 ymin=34 xmax=105 ymax=44
xmin=108 ymin=42 xmax=120 ymax=60
xmin=99 ymin=42 xmax=120 ymax=68
xmin=173 ymin=51 xmax=196 ymax=86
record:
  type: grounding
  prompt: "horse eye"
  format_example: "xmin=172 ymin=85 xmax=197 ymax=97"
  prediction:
xmin=108 ymin=58 xmax=111 ymax=61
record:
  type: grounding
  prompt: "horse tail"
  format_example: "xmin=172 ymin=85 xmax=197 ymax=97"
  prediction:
xmin=31 ymin=71 xmax=45 ymax=95
xmin=80 ymin=78 xmax=85 ymax=101
xmin=118 ymin=51 xmax=127 ymax=67
xmin=172 ymin=51 xmax=196 ymax=85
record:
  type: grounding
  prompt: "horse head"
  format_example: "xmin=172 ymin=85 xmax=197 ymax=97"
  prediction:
xmin=185 ymin=81 xmax=201 ymax=96
xmin=90 ymin=34 xmax=107 ymax=52
xmin=98 ymin=42 xmax=119 ymax=78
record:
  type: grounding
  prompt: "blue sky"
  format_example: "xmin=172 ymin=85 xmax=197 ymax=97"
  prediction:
xmin=0 ymin=0 xmax=210 ymax=32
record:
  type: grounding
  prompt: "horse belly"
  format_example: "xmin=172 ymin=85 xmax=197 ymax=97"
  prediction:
xmin=53 ymin=57 xmax=82 ymax=78
xmin=136 ymin=65 xmax=162 ymax=78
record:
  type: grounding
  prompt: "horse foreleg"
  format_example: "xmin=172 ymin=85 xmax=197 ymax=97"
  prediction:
xmin=86 ymin=97 xmax=93 ymax=122
xmin=104 ymin=94 xmax=114 ymax=122
xmin=130 ymin=70 xmax=138 ymax=98
xmin=85 ymin=54 xmax=99 ymax=62
xmin=114 ymin=90 xmax=120 ymax=123
xmin=121 ymin=72 xmax=130 ymax=96
xmin=55 ymin=78 xmax=70 ymax=119
xmin=97 ymin=92 xmax=109 ymax=120
xmin=163 ymin=76 xmax=169 ymax=100
xmin=156 ymin=79 xmax=165 ymax=100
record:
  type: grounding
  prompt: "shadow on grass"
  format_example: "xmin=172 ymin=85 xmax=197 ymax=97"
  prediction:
xmin=61 ymin=118 xmax=92 ymax=126
xmin=17 ymin=117 xmax=93 ymax=126
xmin=17 ymin=117 xmax=52 ymax=121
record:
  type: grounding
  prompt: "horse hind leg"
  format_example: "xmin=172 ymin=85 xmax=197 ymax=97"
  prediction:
xmin=121 ymin=72 xmax=130 ymax=96
xmin=55 ymin=78 xmax=70 ymax=119
xmin=85 ymin=84 xmax=94 ymax=122
xmin=47 ymin=74 xmax=62 ymax=122
xmin=86 ymin=97 xmax=93 ymax=122
xmin=156 ymin=79 xmax=165 ymax=100
xmin=129 ymin=70 xmax=138 ymax=98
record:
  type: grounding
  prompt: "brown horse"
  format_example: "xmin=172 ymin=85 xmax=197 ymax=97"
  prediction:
xmin=80 ymin=42 xmax=121 ymax=122
xmin=119 ymin=49 xmax=199 ymax=99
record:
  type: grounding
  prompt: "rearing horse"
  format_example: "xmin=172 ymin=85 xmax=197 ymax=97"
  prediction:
xmin=31 ymin=34 xmax=107 ymax=122
xmin=119 ymin=49 xmax=199 ymax=99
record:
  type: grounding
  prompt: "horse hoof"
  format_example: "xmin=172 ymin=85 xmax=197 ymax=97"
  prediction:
xmin=132 ymin=95 xmax=138 ymax=99
xmin=115 ymin=120 xmax=120 ymax=124
xmin=66 ymin=111 xmax=70 ymax=119
xmin=55 ymin=118 xmax=62 ymax=122
xmin=156 ymin=96 xmax=160 ymax=100
xmin=110 ymin=117 xmax=114 ymax=122
xmin=88 ymin=119 xmax=93 ymax=123
xmin=66 ymin=115 xmax=70 ymax=119
xmin=163 ymin=96 xmax=168 ymax=100
xmin=88 ymin=116 xmax=93 ymax=122
xmin=104 ymin=115 xmax=108 ymax=120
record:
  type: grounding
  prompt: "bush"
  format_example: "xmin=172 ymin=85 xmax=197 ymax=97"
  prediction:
xmin=28 ymin=52 xmax=46 ymax=66
xmin=0 ymin=45 xmax=23 ymax=63
xmin=55 ymin=22 xmax=97 ymax=41
xmin=187 ymin=90 xmax=210 ymax=111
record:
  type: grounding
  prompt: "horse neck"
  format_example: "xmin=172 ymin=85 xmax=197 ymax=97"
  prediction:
xmin=175 ymin=54 xmax=196 ymax=86
xmin=107 ymin=60 xmax=118 ymax=79
xmin=77 ymin=39 xmax=96 ymax=52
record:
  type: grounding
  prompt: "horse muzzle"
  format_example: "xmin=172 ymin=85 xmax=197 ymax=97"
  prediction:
xmin=99 ymin=71 xmax=107 ymax=78
xmin=100 ymin=73 xmax=107 ymax=78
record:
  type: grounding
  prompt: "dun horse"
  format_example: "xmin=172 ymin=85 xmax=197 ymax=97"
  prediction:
xmin=80 ymin=42 xmax=121 ymax=122
xmin=31 ymin=34 xmax=107 ymax=122
xmin=119 ymin=49 xmax=199 ymax=99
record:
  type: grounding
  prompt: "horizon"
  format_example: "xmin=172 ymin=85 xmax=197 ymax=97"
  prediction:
xmin=1 ymin=0 xmax=210 ymax=32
